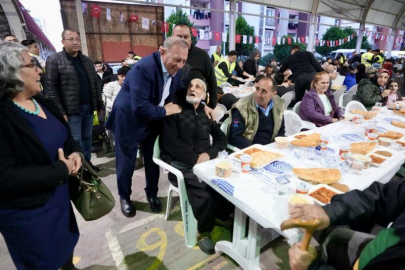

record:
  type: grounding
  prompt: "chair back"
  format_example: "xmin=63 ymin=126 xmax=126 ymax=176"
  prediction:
xmin=281 ymin=91 xmax=295 ymax=110
xmin=220 ymin=117 xmax=231 ymax=135
xmin=213 ymin=104 xmax=228 ymax=123
xmin=345 ymin=100 xmax=367 ymax=114
xmin=284 ymin=111 xmax=304 ymax=136
xmin=346 ymin=84 xmax=358 ymax=95
xmin=292 ymin=101 xmax=301 ymax=115
xmin=339 ymin=93 xmax=353 ymax=111
xmin=333 ymin=89 xmax=345 ymax=106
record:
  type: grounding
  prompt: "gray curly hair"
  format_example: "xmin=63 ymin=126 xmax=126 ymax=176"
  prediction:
xmin=0 ymin=42 xmax=28 ymax=98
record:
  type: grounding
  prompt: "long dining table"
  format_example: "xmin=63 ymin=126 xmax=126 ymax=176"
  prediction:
xmin=193 ymin=107 xmax=405 ymax=269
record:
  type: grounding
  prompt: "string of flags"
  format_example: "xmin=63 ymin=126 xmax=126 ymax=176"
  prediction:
xmin=81 ymin=3 xmax=405 ymax=46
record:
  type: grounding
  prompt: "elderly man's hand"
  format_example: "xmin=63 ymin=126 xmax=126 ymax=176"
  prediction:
xmin=196 ymin=153 xmax=210 ymax=164
xmin=289 ymin=244 xmax=318 ymax=270
xmin=289 ymin=204 xmax=330 ymax=230
xmin=164 ymin=103 xmax=182 ymax=116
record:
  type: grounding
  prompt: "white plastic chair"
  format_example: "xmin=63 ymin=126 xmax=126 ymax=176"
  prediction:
xmin=346 ymin=84 xmax=358 ymax=95
xmin=339 ymin=93 xmax=353 ymax=111
xmin=292 ymin=101 xmax=301 ymax=115
xmin=220 ymin=117 xmax=240 ymax=152
xmin=281 ymin=91 xmax=295 ymax=110
xmin=333 ymin=89 xmax=345 ymax=106
xmin=283 ymin=111 xmax=316 ymax=136
xmin=152 ymin=136 xmax=197 ymax=248
xmin=345 ymin=100 xmax=367 ymax=114
xmin=213 ymin=104 xmax=228 ymax=124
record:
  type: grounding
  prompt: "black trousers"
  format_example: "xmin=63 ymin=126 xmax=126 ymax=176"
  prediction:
xmin=168 ymin=171 xmax=234 ymax=233
xmin=294 ymin=72 xmax=317 ymax=102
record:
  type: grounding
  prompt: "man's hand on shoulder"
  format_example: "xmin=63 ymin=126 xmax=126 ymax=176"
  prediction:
xmin=196 ymin=153 xmax=210 ymax=164
xmin=164 ymin=102 xmax=182 ymax=116
xmin=203 ymin=104 xmax=215 ymax=120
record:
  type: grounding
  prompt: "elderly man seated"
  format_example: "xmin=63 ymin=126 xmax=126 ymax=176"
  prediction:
xmin=228 ymin=77 xmax=285 ymax=149
xmin=161 ymin=78 xmax=233 ymax=255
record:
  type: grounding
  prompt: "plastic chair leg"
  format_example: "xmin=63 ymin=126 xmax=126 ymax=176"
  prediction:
xmin=165 ymin=186 xmax=174 ymax=220
xmin=180 ymin=198 xmax=198 ymax=248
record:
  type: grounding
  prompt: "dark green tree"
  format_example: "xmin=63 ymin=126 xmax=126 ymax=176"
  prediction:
xmin=166 ymin=9 xmax=197 ymax=45
xmin=315 ymin=27 xmax=371 ymax=56
xmin=259 ymin=52 xmax=275 ymax=66
xmin=273 ymin=35 xmax=306 ymax=62
xmin=225 ymin=16 xmax=255 ymax=57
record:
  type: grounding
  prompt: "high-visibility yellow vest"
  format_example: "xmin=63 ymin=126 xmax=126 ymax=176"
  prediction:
xmin=215 ymin=59 xmax=236 ymax=86
xmin=133 ymin=56 xmax=142 ymax=61
xmin=212 ymin=52 xmax=223 ymax=62
xmin=374 ymin=54 xmax=383 ymax=65
xmin=361 ymin=52 xmax=373 ymax=67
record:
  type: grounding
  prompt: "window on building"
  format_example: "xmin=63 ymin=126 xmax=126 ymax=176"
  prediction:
xmin=266 ymin=8 xmax=275 ymax=26
xmin=265 ymin=29 xmax=273 ymax=46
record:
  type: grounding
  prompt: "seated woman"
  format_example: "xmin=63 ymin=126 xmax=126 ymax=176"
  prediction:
xmin=353 ymin=69 xmax=391 ymax=110
xmin=299 ymin=71 xmax=343 ymax=127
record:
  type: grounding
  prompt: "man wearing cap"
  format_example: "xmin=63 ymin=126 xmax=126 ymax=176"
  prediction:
xmin=161 ymin=78 xmax=231 ymax=255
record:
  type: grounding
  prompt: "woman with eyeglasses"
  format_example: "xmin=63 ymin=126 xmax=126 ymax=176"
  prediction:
xmin=0 ymin=42 xmax=82 ymax=269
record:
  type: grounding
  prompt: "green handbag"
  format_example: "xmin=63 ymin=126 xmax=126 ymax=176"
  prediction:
xmin=69 ymin=154 xmax=115 ymax=221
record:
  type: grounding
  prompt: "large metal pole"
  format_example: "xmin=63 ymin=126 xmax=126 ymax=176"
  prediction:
xmin=355 ymin=22 xmax=365 ymax=53
xmin=75 ymin=0 xmax=88 ymax=55
xmin=229 ymin=0 xmax=236 ymax=51
xmin=307 ymin=14 xmax=316 ymax=52
xmin=385 ymin=30 xmax=394 ymax=58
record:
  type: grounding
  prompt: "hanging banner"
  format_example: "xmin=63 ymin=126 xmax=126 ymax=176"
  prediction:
xmin=215 ymin=32 xmax=221 ymax=41
xmin=222 ymin=32 xmax=227 ymax=42
xmin=326 ymin=40 xmax=330 ymax=47
xmin=209 ymin=32 xmax=212 ymax=40
xmin=305 ymin=36 xmax=309 ymax=44
xmin=190 ymin=27 xmax=197 ymax=37
xmin=282 ymin=37 xmax=285 ymax=44
xmin=255 ymin=36 xmax=260 ymax=44
xmin=120 ymin=12 xmax=124 ymax=23
xmin=162 ymin=22 xmax=169 ymax=33
xmin=91 ymin=4 xmax=101 ymax=18
xmin=277 ymin=37 xmax=281 ymax=44
xmin=236 ymin=34 xmax=241 ymax=43
xmin=142 ymin=17 xmax=149 ymax=30
xmin=272 ymin=37 xmax=276 ymax=45
xmin=199 ymin=29 xmax=205 ymax=39
xmin=316 ymin=38 xmax=319 ymax=46
xmin=81 ymin=3 xmax=88 ymax=15
xmin=380 ymin=35 xmax=385 ymax=41
xmin=129 ymin=14 xmax=138 ymax=23
xmin=243 ymin=35 xmax=247 ymax=44
xmin=249 ymin=36 xmax=253 ymax=44
xmin=106 ymin=8 xmax=111 ymax=21
xmin=287 ymin=37 xmax=292 ymax=45
xmin=301 ymin=37 xmax=305 ymax=43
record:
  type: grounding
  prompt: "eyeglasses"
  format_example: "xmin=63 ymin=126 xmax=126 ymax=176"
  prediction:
xmin=21 ymin=63 xmax=38 ymax=71
xmin=64 ymin=38 xmax=81 ymax=42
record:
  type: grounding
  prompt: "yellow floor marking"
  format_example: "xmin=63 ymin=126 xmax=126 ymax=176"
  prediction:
xmin=213 ymin=260 xmax=228 ymax=270
xmin=187 ymin=254 xmax=221 ymax=270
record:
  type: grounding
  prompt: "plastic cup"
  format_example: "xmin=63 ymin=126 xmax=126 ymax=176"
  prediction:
xmin=215 ymin=159 xmax=233 ymax=178
xmin=295 ymin=180 xmax=311 ymax=194
xmin=353 ymin=114 xmax=364 ymax=124
xmin=275 ymin=137 xmax=290 ymax=149
xmin=379 ymin=137 xmax=394 ymax=147
xmin=320 ymin=135 xmax=330 ymax=150
xmin=367 ymin=133 xmax=378 ymax=142
xmin=240 ymin=154 xmax=252 ymax=173
xmin=339 ymin=144 xmax=350 ymax=160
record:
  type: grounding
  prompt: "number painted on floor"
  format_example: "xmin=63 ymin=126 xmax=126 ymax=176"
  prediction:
xmin=136 ymin=228 xmax=167 ymax=270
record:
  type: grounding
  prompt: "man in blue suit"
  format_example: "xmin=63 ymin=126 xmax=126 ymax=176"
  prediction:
xmin=106 ymin=37 xmax=188 ymax=217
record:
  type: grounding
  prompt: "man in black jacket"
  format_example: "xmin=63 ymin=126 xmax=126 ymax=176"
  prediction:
xmin=161 ymin=79 xmax=232 ymax=255
xmin=278 ymin=46 xmax=324 ymax=102
xmin=44 ymin=29 xmax=104 ymax=172
xmin=172 ymin=24 xmax=218 ymax=109
xmin=288 ymin=180 xmax=405 ymax=270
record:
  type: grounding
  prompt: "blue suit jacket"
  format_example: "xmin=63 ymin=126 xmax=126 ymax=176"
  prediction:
xmin=106 ymin=52 xmax=184 ymax=148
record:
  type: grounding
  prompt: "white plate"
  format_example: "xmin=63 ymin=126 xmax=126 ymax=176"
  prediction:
xmin=229 ymin=144 xmax=285 ymax=169
xmin=308 ymin=184 xmax=343 ymax=206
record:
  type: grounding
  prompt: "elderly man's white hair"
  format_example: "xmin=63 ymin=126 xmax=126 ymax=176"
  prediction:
xmin=190 ymin=78 xmax=207 ymax=93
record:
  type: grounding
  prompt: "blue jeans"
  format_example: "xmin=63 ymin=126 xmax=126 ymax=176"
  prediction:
xmin=68 ymin=104 xmax=93 ymax=161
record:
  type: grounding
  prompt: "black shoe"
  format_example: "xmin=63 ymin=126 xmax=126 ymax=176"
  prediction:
xmin=89 ymin=162 xmax=101 ymax=172
xmin=198 ymin=232 xmax=215 ymax=255
xmin=147 ymin=195 xmax=162 ymax=213
xmin=120 ymin=198 xmax=136 ymax=217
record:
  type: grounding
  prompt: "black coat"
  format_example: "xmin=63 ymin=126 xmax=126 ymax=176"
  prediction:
xmin=0 ymin=94 xmax=81 ymax=208
xmin=243 ymin=58 xmax=257 ymax=78
xmin=43 ymin=49 xmax=103 ymax=115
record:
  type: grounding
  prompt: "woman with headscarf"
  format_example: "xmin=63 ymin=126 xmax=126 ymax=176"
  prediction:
xmin=0 ymin=42 xmax=82 ymax=269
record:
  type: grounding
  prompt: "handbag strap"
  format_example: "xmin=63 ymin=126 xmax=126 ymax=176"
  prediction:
xmin=77 ymin=153 xmax=100 ymax=186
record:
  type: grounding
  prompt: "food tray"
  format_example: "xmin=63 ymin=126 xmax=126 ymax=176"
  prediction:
xmin=229 ymin=144 xmax=284 ymax=169
xmin=308 ymin=184 xmax=343 ymax=206
xmin=367 ymin=147 xmax=394 ymax=167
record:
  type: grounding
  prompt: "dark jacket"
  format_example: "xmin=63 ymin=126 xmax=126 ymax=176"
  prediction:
xmin=243 ymin=58 xmax=257 ymax=78
xmin=309 ymin=180 xmax=405 ymax=270
xmin=300 ymin=88 xmax=343 ymax=126
xmin=179 ymin=44 xmax=218 ymax=108
xmin=356 ymin=72 xmax=369 ymax=84
xmin=353 ymin=78 xmax=383 ymax=110
xmin=0 ymin=94 xmax=81 ymax=209
xmin=43 ymin=49 xmax=103 ymax=115
xmin=278 ymin=51 xmax=324 ymax=79
xmin=161 ymin=100 xmax=227 ymax=167
xmin=106 ymin=52 xmax=184 ymax=148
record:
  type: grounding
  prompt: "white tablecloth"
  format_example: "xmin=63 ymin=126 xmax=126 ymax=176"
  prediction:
xmin=193 ymin=108 xmax=405 ymax=244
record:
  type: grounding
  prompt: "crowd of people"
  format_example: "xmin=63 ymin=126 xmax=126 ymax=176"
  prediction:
xmin=1 ymin=25 xmax=405 ymax=270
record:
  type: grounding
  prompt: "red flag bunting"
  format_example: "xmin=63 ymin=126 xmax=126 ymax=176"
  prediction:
xmin=190 ymin=27 xmax=197 ymax=37
xmin=344 ymin=37 xmax=348 ymax=42
xmin=326 ymin=40 xmax=330 ymax=47
xmin=162 ymin=22 xmax=169 ymax=33
xmin=255 ymin=36 xmax=260 ymax=44
xmin=287 ymin=37 xmax=291 ymax=45
xmin=301 ymin=37 xmax=305 ymax=43
xmin=236 ymin=34 xmax=241 ymax=43
xmin=129 ymin=14 xmax=138 ymax=23
xmin=214 ymin=31 xmax=221 ymax=41
xmin=316 ymin=38 xmax=319 ymax=46
xmin=91 ymin=4 xmax=101 ymax=18
xmin=272 ymin=37 xmax=276 ymax=45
